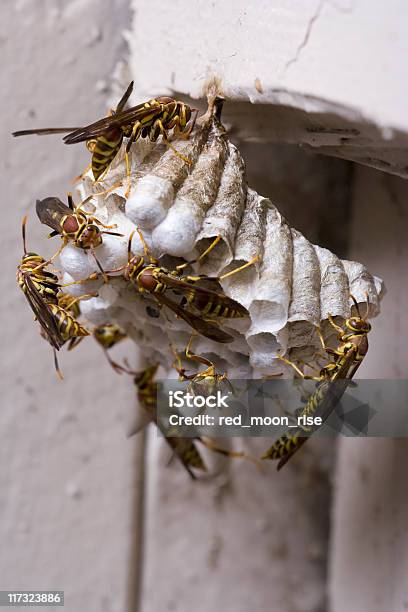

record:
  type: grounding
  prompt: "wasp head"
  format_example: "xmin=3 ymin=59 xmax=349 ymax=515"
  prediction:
xmin=76 ymin=224 xmax=103 ymax=250
xmin=346 ymin=316 xmax=371 ymax=334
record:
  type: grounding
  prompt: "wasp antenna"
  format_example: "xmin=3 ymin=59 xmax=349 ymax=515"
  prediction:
xmin=91 ymin=249 xmax=108 ymax=283
xmin=21 ymin=215 xmax=29 ymax=254
xmin=219 ymin=255 xmax=259 ymax=281
xmin=136 ymin=226 xmax=154 ymax=261
xmin=364 ymin=291 xmax=370 ymax=319
xmin=116 ymin=81 xmax=134 ymax=113
xmin=103 ymin=231 xmax=124 ymax=238
xmin=128 ymin=230 xmax=136 ymax=260
xmin=54 ymin=349 xmax=64 ymax=380
xmin=67 ymin=192 xmax=74 ymax=210
xmin=350 ymin=294 xmax=361 ymax=317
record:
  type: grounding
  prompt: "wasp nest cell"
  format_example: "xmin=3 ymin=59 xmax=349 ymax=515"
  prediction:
xmin=60 ymin=98 xmax=384 ymax=378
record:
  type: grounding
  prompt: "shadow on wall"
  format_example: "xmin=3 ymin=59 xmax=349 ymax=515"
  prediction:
xmin=239 ymin=141 xmax=353 ymax=260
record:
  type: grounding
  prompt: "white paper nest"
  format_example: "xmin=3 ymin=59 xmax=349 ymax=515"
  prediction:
xmin=60 ymin=101 xmax=384 ymax=378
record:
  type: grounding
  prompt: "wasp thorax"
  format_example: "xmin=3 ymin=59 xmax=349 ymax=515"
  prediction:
xmin=137 ymin=268 xmax=158 ymax=291
xmin=63 ymin=216 xmax=80 ymax=234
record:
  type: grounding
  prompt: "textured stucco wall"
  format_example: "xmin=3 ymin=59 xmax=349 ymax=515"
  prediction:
xmin=2 ymin=3 xmax=139 ymax=612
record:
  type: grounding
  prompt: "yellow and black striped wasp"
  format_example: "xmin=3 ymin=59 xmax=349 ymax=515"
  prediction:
xmin=171 ymin=335 xmax=234 ymax=397
xmin=36 ymin=193 xmax=122 ymax=251
xmin=93 ymin=323 xmax=127 ymax=350
xmin=262 ymin=296 xmax=371 ymax=469
xmin=92 ymin=323 xmax=128 ymax=371
xmin=112 ymin=361 xmax=258 ymax=478
xmin=108 ymin=362 xmax=207 ymax=478
xmin=35 ymin=193 xmax=123 ymax=279
xmin=17 ymin=217 xmax=91 ymax=377
xmin=13 ymin=82 xmax=198 ymax=192
xmin=106 ymin=230 xmax=257 ymax=344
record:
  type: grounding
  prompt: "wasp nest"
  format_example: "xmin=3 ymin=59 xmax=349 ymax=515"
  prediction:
xmin=60 ymin=99 xmax=384 ymax=378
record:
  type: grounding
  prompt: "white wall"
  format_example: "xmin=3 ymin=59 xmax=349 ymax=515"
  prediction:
xmin=2 ymin=2 xmax=407 ymax=611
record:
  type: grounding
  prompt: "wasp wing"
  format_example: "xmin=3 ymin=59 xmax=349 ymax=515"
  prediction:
xmin=153 ymin=292 xmax=234 ymax=343
xmin=276 ymin=435 xmax=308 ymax=470
xmin=12 ymin=127 xmax=82 ymax=137
xmin=36 ymin=197 xmax=70 ymax=233
xmin=276 ymin=351 xmax=360 ymax=470
xmin=165 ymin=438 xmax=207 ymax=478
xmin=115 ymin=81 xmax=134 ymax=113
xmin=63 ymin=102 xmax=165 ymax=144
xmin=154 ymin=272 xmax=249 ymax=317
xmin=22 ymin=274 xmax=64 ymax=350
xmin=12 ymin=83 xmax=134 ymax=139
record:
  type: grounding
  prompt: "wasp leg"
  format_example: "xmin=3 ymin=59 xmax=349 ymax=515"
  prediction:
xmin=67 ymin=336 xmax=85 ymax=351
xmin=126 ymin=120 xmax=143 ymax=153
xmin=199 ymin=438 xmax=262 ymax=470
xmin=86 ymin=182 xmax=123 ymax=198
xmin=72 ymin=161 xmax=93 ymax=184
xmin=327 ymin=314 xmax=345 ymax=335
xmin=182 ymin=109 xmax=199 ymax=139
xmin=277 ymin=355 xmax=321 ymax=381
xmin=174 ymin=236 xmax=222 ymax=275
xmin=53 ymin=349 xmax=64 ymax=380
xmin=135 ymin=227 xmax=157 ymax=264
xmin=124 ymin=151 xmax=131 ymax=198
xmin=185 ymin=334 xmax=213 ymax=369
xmin=62 ymin=293 xmax=97 ymax=311
xmin=219 ymin=255 xmax=259 ymax=280
xmin=152 ymin=118 xmax=192 ymax=165
xmin=60 ymin=272 xmax=100 ymax=287
xmin=169 ymin=109 xmax=199 ymax=141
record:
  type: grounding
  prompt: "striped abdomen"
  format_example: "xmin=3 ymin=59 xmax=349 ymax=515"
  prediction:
xmin=91 ymin=127 xmax=123 ymax=180
xmin=298 ymin=382 xmax=328 ymax=423
xmin=49 ymin=305 xmax=89 ymax=342
xmin=18 ymin=269 xmax=59 ymax=305
xmin=167 ymin=438 xmax=206 ymax=471
xmin=187 ymin=292 xmax=247 ymax=319
xmin=262 ymin=431 xmax=301 ymax=460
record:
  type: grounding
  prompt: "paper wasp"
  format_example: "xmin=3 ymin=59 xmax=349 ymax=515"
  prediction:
xmin=13 ymin=82 xmax=198 ymax=192
xmin=56 ymin=296 xmax=126 ymax=350
xmin=92 ymin=323 xmax=128 ymax=371
xmin=36 ymin=193 xmax=122 ymax=252
xmin=105 ymin=230 xmax=256 ymax=344
xmin=112 ymin=362 xmax=258 ymax=477
xmin=171 ymin=335 xmax=234 ymax=397
xmin=109 ymin=362 xmax=206 ymax=477
xmin=17 ymin=216 xmax=61 ymax=307
xmin=17 ymin=217 xmax=91 ymax=377
xmin=93 ymin=323 xmax=127 ymax=350
xmin=262 ymin=295 xmax=371 ymax=469
xmin=36 ymin=294 xmax=91 ymax=378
